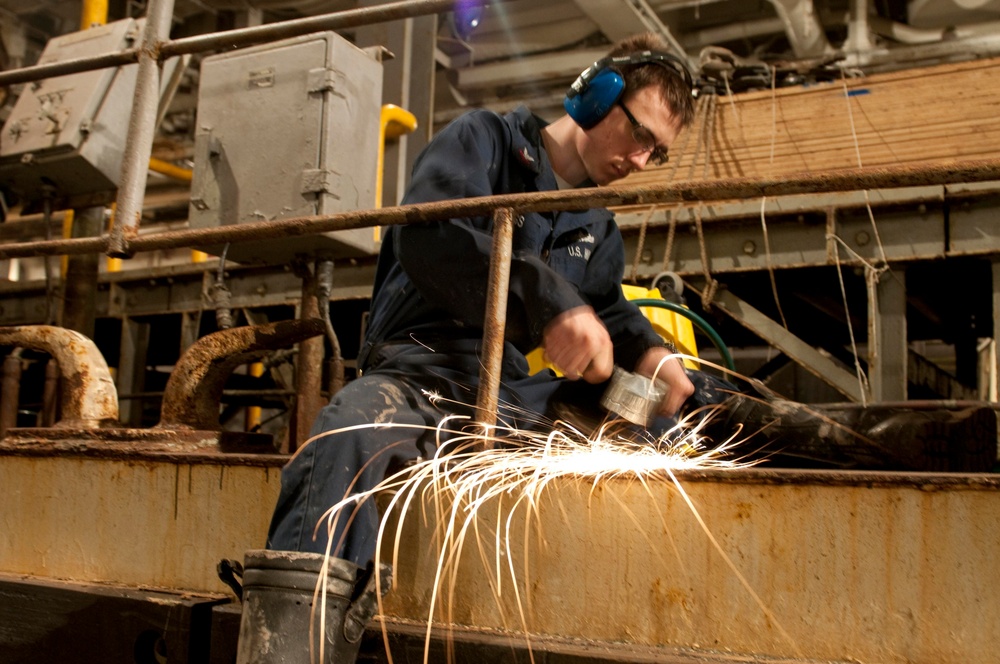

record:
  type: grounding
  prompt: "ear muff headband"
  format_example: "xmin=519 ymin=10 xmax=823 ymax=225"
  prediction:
xmin=564 ymin=50 xmax=693 ymax=129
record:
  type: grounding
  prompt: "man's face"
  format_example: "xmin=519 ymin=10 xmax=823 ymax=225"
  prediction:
xmin=577 ymin=84 xmax=681 ymax=186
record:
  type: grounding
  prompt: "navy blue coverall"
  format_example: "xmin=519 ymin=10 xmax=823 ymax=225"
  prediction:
xmin=266 ymin=107 xmax=701 ymax=565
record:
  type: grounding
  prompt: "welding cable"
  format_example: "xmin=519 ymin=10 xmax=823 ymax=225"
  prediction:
xmin=212 ymin=243 xmax=234 ymax=330
xmin=315 ymin=259 xmax=345 ymax=395
xmin=630 ymin=298 xmax=735 ymax=372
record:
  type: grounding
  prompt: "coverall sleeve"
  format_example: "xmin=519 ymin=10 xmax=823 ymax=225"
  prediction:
xmin=577 ymin=220 xmax=667 ymax=372
xmin=395 ymin=111 xmax=587 ymax=349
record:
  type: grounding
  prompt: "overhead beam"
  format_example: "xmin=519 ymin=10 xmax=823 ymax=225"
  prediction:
xmin=453 ymin=47 xmax=606 ymax=91
xmin=707 ymin=287 xmax=867 ymax=402
xmin=573 ymin=0 xmax=687 ymax=60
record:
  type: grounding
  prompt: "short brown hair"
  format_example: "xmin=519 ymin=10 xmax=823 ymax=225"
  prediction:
xmin=607 ymin=33 xmax=695 ymax=128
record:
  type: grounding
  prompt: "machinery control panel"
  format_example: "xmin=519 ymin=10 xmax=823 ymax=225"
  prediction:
xmin=189 ymin=31 xmax=384 ymax=264
xmin=0 ymin=18 xmax=142 ymax=210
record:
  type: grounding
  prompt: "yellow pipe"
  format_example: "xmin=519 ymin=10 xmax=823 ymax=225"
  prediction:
xmin=80 ymin=0 xmax=108 ymax=29
xmin=60 ymin=210 xmax=74 ymax=277
xmin=375 ymin=104 xmax=417 ymax=241
xmin=106 ymin=204 xmax=121 ymax=272
xmin=247 ymin=362 xmax=264 ymax=431
xmin=149 ymin=157 xmax=193 ymax=183
xmin=146 ymin=158 xmax=201 ymax=262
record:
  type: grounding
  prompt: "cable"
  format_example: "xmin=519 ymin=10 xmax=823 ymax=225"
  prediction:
xmin=630 ymin=298 xmax=736 ymax=372
xmin=315 ymin=259 xmax=345 ymax=395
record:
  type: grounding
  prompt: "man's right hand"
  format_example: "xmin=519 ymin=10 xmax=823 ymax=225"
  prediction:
xmin=542 ymin=306 xmax=614 ymax=383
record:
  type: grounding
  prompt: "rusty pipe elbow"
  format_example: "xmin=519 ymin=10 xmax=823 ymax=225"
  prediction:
xmin=0 ymin=325 xmax=119 ymax=428
xmin=158 ymin=319 xmax=326 ymax=431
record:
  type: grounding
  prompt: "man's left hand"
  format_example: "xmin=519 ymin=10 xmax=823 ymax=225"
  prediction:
xmin=635 ymin=346 xmax=694 ymax=418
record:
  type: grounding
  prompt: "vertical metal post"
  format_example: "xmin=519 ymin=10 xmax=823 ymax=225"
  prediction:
xmin=294 ymin=275 xmax=324 ymax=453
xmin=474 ymin=207 xmax=515 ymax=445
xmin=990 ymin=258 xmax=1000 ymax=402
xmin=62 ymin=206 xmax=104 ymax=339
xmin=108 ymin=0 xmax=176 ymax=256
xmin=868 ymin=266 xmax=907 ymax=402
xmin=1 ymin=353 xmax=22 ymax=437
xmin=38 ymin=359 xmax=60 ymax=427
xmin=118 ymin=316 xmax=151 ymax=426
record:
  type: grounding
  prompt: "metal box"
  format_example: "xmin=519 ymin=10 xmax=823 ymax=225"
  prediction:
xmin=189 ymin=31 xmax=383 ymax=264
xmin=0 ymin=18 xmax=141 ymax=210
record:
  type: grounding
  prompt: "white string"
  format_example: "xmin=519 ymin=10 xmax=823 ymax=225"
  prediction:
xmin=759 ymin=65 xmax=788 ymax=329
xmin=840 ymin=67 xmax=889 ymax=266
xmin=829 ymin=235 xmax=871 ymax=406
xmin=760 ymin=196 xmax=788 ymax=329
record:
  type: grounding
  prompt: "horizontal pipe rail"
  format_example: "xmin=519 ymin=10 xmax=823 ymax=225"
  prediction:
xmin=0 ymin=49 xmax=140 ymax=87
xmin=2 ymin=159 xmax=999 ymax=260
xmin=160 ymin=0 xmax=467 ymax=59
xmin=0 ymin=0 xmax=474 ymax=88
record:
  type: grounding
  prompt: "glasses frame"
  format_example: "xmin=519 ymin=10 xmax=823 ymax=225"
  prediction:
xmin=617 ymin=100 xmax=669 ymax=166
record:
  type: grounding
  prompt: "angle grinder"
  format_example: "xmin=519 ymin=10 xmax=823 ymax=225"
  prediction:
xmin=599 ymin=366 xmax=670 ymax=427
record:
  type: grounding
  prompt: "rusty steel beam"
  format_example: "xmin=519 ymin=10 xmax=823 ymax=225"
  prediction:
xmin=475 ymin=208 xmax=515 ymax=440
xmin=0 ymin=354 xmax=22 ymax=437
xmin=3 ymin=159 xmax=1000 ymax=261
xmin=160 ymin=0 xmax=471 ymax=59
xmin=158 ymin=319 xmax=325 ymax=431
xmin=0 ymin=0 xmax=477 ymax=87
xmin=294 ymin=277 xmax=324 ymax=453
xmin=0 ymin=326 xmax=118 ymax=428
xmin=0 ymin=49 xmax=139 ymax=88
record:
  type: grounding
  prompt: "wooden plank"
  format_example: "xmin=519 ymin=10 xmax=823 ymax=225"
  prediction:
xmin=627 ymin=57 xmax=1000 ymax=189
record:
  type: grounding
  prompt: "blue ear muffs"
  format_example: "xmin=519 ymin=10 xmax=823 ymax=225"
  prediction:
xmin=564 ymin=66 xmax=625 ymax=130
xmin=564 ymin=51 xmax=693 ymax=130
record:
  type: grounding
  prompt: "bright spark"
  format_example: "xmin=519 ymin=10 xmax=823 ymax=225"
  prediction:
xmin=303 ymin=388 xmax=762 ymax=664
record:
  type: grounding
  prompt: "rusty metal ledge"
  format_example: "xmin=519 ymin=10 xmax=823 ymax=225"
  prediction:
xmin=374 ymin=617 xmax=848 ymax=664
xmin=665 ymin=466 xmax=1000 ymax=490
xmin=0 ymin=427 xmax=287 ymax=467
xmin=2 ymin=426 xmax=993 ymax=485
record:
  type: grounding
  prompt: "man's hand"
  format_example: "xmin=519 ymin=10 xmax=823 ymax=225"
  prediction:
xmin=543 ymin=306 xmax=614 ymax=383
xmin=635 ymin=345 xmax=694 ymax=418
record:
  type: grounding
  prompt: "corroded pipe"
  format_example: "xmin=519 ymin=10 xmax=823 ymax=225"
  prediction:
xmin=474 ymin=207 xmax=515 ymax=441
xmin=158 ymin=319 xmax=325 ymax=431
xmin=0 ymin=326 xmax=119 ymax=428
xmin=160 ymin=0 xmax=468 ymax=59
xmin=0 ymin=0 xmax=471 ymax=87
xmin=1 ymin=353 xmax=22 ymax=437
xmin=3 ymin=159 xmax=999 ymax=261
xmin=108 ymin=0 xmax=176 ymax=256
xmin=294 ymin=279 xmax=324 ymax=452
xmin=38 ymin=359 xmax=60 ymax=427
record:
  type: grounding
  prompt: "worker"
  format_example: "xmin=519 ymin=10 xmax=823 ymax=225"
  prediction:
xmin=266 ymin=32 xmax=704 ymax=568
xmin=247 ymin=31 xmax=997 ymax=663
xmin=237 ymin=33 xmax=718 ymax=662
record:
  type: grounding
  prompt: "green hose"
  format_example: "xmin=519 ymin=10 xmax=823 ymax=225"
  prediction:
xmin=631 ymin=298 xmax=736 ymax=372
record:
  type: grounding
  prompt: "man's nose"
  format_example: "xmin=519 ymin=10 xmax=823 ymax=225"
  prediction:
xmin=627 ymin=150 xmax=651 ymax=170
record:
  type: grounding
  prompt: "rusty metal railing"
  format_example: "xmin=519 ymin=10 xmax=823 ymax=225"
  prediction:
xmin=3 ymin=162 xmax=1000 ymax=428
xmin=2 ymin=0 xmax=1000 ymax=430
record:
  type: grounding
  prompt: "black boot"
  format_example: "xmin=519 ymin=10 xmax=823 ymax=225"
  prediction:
xmin=236 ymin=550 xmax=391 ymax=663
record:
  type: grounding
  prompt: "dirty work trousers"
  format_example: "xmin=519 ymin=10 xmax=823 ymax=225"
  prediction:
xmin=266 ymin=341 xmax=733 ymax=566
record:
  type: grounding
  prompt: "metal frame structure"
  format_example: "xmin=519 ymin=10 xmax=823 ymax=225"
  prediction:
xmin=1 ymin=0 xmax=1000 ymax=425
